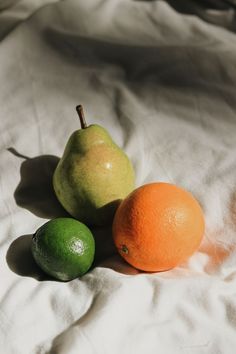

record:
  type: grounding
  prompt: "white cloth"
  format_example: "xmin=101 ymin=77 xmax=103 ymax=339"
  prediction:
xmin=1 ymin=0 xmax=236 ymax=353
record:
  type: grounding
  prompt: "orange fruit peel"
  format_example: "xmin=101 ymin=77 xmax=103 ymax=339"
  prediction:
xmin=112 ymin=182 xmax=205 ymax=272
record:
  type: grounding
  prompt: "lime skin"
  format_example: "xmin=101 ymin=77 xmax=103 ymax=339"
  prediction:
xmin=31 ymin=218 xmax=95 ymax=281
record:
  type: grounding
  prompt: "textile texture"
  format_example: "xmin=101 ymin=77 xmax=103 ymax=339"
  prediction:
xmin=1 ymin=0 xmax=236 ymax=353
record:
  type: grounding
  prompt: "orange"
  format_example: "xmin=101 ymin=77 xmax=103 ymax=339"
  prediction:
xmin=112 ymin=182 xmax=205 ymax=272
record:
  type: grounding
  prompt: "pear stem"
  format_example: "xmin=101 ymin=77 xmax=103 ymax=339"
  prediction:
xmin=76 ymin=105 xmax=87 ymax=129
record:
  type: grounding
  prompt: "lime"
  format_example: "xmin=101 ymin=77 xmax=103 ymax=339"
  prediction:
xmin=31 ymin=218 xmax=95 ymax=281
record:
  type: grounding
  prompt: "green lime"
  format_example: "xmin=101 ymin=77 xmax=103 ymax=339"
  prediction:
xmin=31 ymin=218 xmax=95 ymax=281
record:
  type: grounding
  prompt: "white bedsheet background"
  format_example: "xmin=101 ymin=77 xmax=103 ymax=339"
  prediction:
xmin=1 ymin=0 xmax=236 ymax=353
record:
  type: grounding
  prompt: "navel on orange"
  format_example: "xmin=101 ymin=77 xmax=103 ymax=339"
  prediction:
xmin=112 ymin=183 xmax=205 ymax=272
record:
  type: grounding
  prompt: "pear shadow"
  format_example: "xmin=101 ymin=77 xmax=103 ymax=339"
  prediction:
xmin=8 ymin=148 xmax=69 ymax=219
xmin=6 ymin=234 xmax=53 ymax=281
xmin=92 ymin=199 xmax=122 ymax=228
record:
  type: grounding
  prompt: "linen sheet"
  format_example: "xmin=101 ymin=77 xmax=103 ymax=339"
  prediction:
xmin=1 ymin=0 xmax=236 ymax=353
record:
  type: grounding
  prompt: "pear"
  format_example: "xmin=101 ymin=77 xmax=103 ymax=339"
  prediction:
xmin=53 ymin=105 xmax=135 ymax=226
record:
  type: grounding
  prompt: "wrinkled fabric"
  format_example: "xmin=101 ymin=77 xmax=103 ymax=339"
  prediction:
xmin=1 ymin=1 xmax=236 ymax=353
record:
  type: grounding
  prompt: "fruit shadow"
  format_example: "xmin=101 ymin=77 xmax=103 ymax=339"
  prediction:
xmin=8 ymin=147 xmax=69 ymax=219
xmin=6 ymin=148 xmax=69 ymax=280
xmin=6 ymin=234 xmax=52 ymax=281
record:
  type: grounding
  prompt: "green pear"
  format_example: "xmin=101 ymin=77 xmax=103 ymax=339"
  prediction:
xmin=53 ymin=105 xmax=135 ymax=226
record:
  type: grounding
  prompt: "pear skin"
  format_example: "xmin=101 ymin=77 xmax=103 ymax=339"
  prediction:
xmin=53 ymin=105 xmax=135 ymax=226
